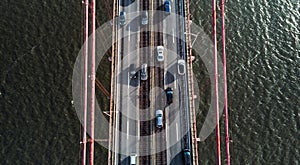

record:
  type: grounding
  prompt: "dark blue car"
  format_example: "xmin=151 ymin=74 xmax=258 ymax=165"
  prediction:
xmin=183 ymin=149 xmax=191 ymax=165
xmin=165 ymin=87 xmax=173 ymax=104
xmin=164 ymin=0 xmax=171 ymax=14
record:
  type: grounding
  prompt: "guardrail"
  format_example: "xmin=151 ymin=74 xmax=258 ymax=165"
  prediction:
xmin=108 ymin=0 xmax=119 ymax=164
xmin=183 ymin=0 xmax=199 ymax=164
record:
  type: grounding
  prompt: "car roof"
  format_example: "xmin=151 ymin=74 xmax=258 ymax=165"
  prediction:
xmin=157 ymin=46 xmax=164 ymax=49
xmin=178 ymin=59 xmax=185 ymax=64
xmin=156 ymin=109 xmax=163 ymax=114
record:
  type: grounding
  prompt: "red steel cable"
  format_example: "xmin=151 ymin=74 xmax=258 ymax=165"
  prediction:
xmin=221 ymin=0 xmax=230 ymax=164
xmin=82 ymin=0 xmax=89 ymax=165
xmin=212 ymin=0 xmax=221 ymax=164
xmin=89 ymin=0 xmax=96 ymax=164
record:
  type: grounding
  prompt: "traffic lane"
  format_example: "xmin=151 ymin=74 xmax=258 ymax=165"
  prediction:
xmin=169 ymin=141 xmax=184 ymax=165
xmin=118 ymin=1 xmax=140 ymax=162
xmin=163 ymin=14 xmax=177 ymax=53
xmin=164 ymin=83 xmax=183 ymax=159
xmin=119 ymin=26 xmax=131 ymax=163
xmin=116 ymin=15 xmax=140 ymax=87
xmin=162 ymin=45 xmax=183 ymax=163
xmin=117 ymin=1 xmax=139 ymax=164
xmin=163 ymin=13 xmax=187 ymax=161
xmin=164 ymin=106 xmax=183 ymax=162
xmin=163 ymin=11 xmax=177 ymax=50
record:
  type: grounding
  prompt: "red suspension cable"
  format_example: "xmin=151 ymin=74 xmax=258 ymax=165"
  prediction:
xmin=82 ymin=0 xmax=89 ymax=164
xmin=221 ymin=0 xmax=230 ymax=164
xmin=212 ymin=0 xmax=221 ymax=164
xmin=89 ymin=0 xmax=96 ymax=164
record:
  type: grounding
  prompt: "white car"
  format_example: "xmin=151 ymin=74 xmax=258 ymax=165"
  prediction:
xmin=130 ymin=153 xmax=137 ymax=165
xmin=177 ymin=59 xmax=186 ymax=75
xmin=156 ymin=110 xmax=163 ymax=128
xmin=157 ymin=46 xmax=164 ymax=62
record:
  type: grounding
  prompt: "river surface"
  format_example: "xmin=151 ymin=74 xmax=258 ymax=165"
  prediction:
xmin=0 ymin=0 xmax=299 ymax=164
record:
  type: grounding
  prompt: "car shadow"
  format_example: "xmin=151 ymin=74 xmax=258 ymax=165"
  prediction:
xmin=164 ymin=63 xmax=177 ymax=85
xmin=120 ymin=0 xmax=135 ymax=7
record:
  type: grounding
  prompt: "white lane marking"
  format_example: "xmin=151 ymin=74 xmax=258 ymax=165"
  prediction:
xmin=127 ymin=119 xmax=129 ymax=139
xmin=174 ymin=74 xmax=177 ymax=89
xmin=172 ymin=28 xmax=175 ymax=43
xmin=176 ymin=123 xmax=179 ymax=140
xmin=137 ymin=117 xmax=140 ymax=141
xmin=128 ymin=72 xmax=130 ymax=89
xmin=114 ymin=111 xmax=119 ymax=165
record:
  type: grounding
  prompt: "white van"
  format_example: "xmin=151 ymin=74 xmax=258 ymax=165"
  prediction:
xmin=130 ymin=153 xmax=137 ymax=165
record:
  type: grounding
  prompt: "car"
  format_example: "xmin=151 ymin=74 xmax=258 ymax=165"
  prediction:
xmin=129 ymin=64 xmax=136 ymax=79
xmin=130 ymin=153 xmax=137 ymax=165
xmin=164 ymin=0 xmax=171 ymax=14
xmin=177 ymin=59 xmax=186 ymax=75
xmin=183 ymin=149 xmax=191 ymax=165
xmin=140 ymin=63 xmax=148 ymax=81
xmin=165 ymin=87 xmax=173 ymax=104
xmin=157 ymin=46 xmax=164 ymax=62
xmin=141 ymin=11 xmax=148 ymax=25
xmin=156 ymin=110 xmax=163 ymax=128
xmin=119 ymin=11 xmax=126 ymax=26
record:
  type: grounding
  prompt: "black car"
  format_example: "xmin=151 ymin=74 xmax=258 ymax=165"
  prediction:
xmin=165 ymin=87 xmax=173 ymax=104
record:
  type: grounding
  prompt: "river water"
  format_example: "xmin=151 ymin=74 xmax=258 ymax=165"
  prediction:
xmin=0 ymin=0 xmax=299 ymax=164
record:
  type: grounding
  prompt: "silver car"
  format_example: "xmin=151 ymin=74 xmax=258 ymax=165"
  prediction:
xmin=140 ymin=63 xmax=148 ymax=81
xmin=119 ymin=11 xmax=126 ymax=26
xmin=157 ymin=46 xmax=164 ymax=62
xmin=141 ymin=11 xmax=148 ymax=25
xmin=177 ymin=59 xmax=186 ymax=75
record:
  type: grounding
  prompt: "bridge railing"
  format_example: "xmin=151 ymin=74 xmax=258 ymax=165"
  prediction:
xmin=184 ymin=0 xmax=199 ymax=165
xmin=108 ymin=0 xmax=119 ymax=164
